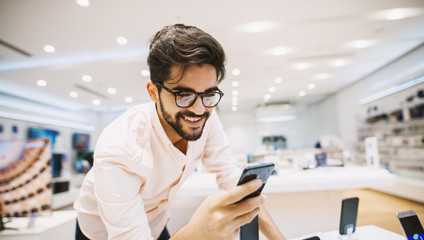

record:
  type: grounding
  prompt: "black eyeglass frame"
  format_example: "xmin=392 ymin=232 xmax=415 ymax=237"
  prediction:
xmin=154 ymin=81 xmax=224 ymax=108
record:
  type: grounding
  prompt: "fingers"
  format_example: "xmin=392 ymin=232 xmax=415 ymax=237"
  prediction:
xmin=220 ymin=179 xmax=263 ymax=205
xmin=233 ymin=207 xmax=260 ymax=227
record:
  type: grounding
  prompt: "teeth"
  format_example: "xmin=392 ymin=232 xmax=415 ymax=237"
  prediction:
xmin=184 ymin=116 xmax=200 ymax=122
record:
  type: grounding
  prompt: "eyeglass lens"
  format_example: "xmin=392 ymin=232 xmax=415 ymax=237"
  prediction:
xmin=176 ymin=92 xmax=220 ymax=107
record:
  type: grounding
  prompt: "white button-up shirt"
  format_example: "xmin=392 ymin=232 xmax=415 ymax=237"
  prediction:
xmin=74 ymin=102 xmax=241 ymax=240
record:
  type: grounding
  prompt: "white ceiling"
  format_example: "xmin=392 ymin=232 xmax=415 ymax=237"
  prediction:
xmin=0 ymin=0 xmax=423 ymax=114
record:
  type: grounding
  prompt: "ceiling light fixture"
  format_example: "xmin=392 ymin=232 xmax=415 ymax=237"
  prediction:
xmin=36 ymin=80 xmax=47 ymax=87
xmin=92 ymin=99 xmax=101 ymax=106
xmin=274 ymin=77 xmax=282 ymax=84
xmin=269 ymin=86 xmax=276 ymax=93
xmin=117 ymin=37 xmax=128 ymax=45
xmin=346 ymin=39 xmax=377 ymax=49
xmin=76 ymin=0 xmax=90 ymax=7
xmin=107 ymin=88 xmax=117 ymax=94
xmin=307 ymin=83 xmax=316 ymax=90
xmin=315 ymin=73 xmax=331 ymax=80
xmin=370 ymin=8 xmax=423 ymax=21
xmin=232 ymin=69 xmax=240 ymax=76
xmin=236 ymin=21 xmax=278 ymax=33
xmin=141 ymin=70 xmax=150 ymax=77
xmin=69 ymin=91 xmax=79 ymax=98
xmin=82 ymin=75 xmax=92 ymax=82
xmin=264 ymin=93 xmax=271 ymax=101
xmin=43 ymin=45 xmax=55 ymax=53
xmin=232 ymin=81 xmax=240 ymax=87
xmin=298 ymin=90 xmax=306 ymax=97
xmin=232 ymin=90 xmax=239 ymax=96
xmin=231 ymin=106 xmax=238 ymax=112
xmin=294 ymin=63 xmax=309 ymax=70
xmin=331 ymin=59 xmax=346 ymax=67
xmin=264 ymin=46 xmax=291 ymax=56
xmin=125 ymin=97 xmax=133 ymax=103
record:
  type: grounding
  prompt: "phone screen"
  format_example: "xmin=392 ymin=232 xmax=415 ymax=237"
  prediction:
xmin=400 ymin=215 xmax=424 ymax=240
xmin=237 ymin=163 xmax=274 ymax=201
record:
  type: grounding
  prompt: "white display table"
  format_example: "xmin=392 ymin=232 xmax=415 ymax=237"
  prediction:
xmin=291 ymin=225 xmax=404 ymax=240
xmin=0 ymin=211 xmax=76 ymax=240
xmin=168 ymin=166 xmax=397 ymax=239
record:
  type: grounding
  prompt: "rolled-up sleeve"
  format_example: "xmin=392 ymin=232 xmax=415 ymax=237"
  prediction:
xmin=93 ymin=148 xmax=154 ymax=240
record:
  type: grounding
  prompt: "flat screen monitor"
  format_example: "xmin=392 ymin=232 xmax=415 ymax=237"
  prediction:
xmin=0 ymin=138 xmax=53 ymax=219
xmin=72 ymin=133 xmax=90 ymax=150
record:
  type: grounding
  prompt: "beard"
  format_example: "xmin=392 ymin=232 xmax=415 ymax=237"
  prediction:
xmin=159 ymin=98 xmax=210 ymax=141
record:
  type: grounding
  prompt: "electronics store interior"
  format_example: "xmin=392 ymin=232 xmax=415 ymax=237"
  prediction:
xmin=1 ymin=1 xmax=424 ymax=240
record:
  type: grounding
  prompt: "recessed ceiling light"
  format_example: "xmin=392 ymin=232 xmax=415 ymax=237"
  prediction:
xmin=232 ymin=69 xmax=240 ymax=76
xmin=43 ymin=45 xmax=55 ymax=53
xmin=92 ymin=99 xmax=101 ymax=106
xmin=117 ymin=37 xmax=128 ymax=45
xmin=232 ymin=90 xmax=239 ymax=96
xmin=294 ymin=63 xmax=309 ymax=70
xmin=274 ymin=77 xmax=282 ymax=84
xmin=82 ymin=75 xmax=92 ymax=82
xmin=141 ymin=69 xmax=150 ymax=77
xmin=264 ymin=93 xmax=271 ymax=100
xmin=107 ymin=88 xmax=117 ymax=94
xmin=370 ymin=8 xmax=423 ymax=21
xmin=231 ymin=106 xmax=238 ymax=112
xmin=331 ymin=59 xmax=346 ymax=67
xmin=264 ymin=46 xmax=291 ymax=56
xmin=232 ymin=81 xmax=240 ymax=87
xmin=76 ymin=0 xmax=90 ymax=7
xmin=232 ymin=97 xmax=238 ymax=105
xmin=346 ymin=39 xmax=377 ymax=49
xmin=315 ymin=73 xmax=331 ymax=80
xmin=269 ymin=86 xmax=276 ymax=93
xmin=307 ymin=83 xmax=316 ymax=90
xmin=36 ymin=80 xmax=47 ymax=87
xmin=298 ymin=90 xmax=306 ymax=97
xmin=125 ymin=97 xmax=133 ymax=103
xmin=69 ymin=91 xmax=79 ymax=98
xmin=236 ymin=21 xmax=278 ymax=33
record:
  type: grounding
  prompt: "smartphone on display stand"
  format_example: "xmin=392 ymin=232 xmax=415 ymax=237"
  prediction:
xmin=397 ymin=210 xmax=424 ymax=240
xmin=238 ymin=163 xmax=275 ymax=240
xmin=339 ymin=197 xmax=359 ymax=236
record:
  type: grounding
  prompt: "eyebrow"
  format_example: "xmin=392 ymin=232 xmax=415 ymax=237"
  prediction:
xmin=171 ymin=85 xmax=220 ymax=93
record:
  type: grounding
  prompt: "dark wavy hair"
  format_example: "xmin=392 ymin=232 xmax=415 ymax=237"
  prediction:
xmin=147 ymin=24 xmax=226 ymax=85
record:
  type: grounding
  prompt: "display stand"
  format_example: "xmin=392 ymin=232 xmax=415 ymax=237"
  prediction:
xmin=240 ymin=215 xmax=259 ymax=240
xmin=338 ymin=225 xmax=358 ymax=240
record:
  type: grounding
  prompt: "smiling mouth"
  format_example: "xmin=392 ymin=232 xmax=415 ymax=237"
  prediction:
xmin=183 ymin=116 xmax=201 ymax=122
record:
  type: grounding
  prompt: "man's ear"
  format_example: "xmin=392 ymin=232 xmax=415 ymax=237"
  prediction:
xmin=146 ymin=80 xmax=159 ymax=102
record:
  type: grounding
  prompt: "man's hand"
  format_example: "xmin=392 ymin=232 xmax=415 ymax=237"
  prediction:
xmin=172 ymin=179 xmax=265 ymax=240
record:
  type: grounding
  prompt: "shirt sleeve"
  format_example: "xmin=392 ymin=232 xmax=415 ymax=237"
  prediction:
xmin=93 ymin=146 xmax=154 ymax=240
xmin=201 ymin=111 xmax=242 ymax=191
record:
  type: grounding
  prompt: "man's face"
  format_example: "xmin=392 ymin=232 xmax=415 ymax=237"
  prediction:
xmin=156 ymin=64 xmax=218 ymax=141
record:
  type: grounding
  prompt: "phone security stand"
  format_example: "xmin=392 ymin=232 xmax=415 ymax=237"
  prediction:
xmin=240 ymin=215 xmax=259 ymax=240
xmin=338 ymin=225 xmax=358 ymax=240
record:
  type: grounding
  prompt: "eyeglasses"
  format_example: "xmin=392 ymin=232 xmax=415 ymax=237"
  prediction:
xmin=154 ymin=81 xmax=224 ymax=108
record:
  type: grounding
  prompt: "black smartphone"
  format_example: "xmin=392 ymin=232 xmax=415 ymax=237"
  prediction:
xmin=339 ymin=197 xmax=359 ymax=235
xmin=397 ymin=210 xmax=424 ymax=240
xmin=237 ymin=162 xmax=275 ymax=202
xmin=238 ymin=163 xmax=274 ymax=240
xmin=302 ymin=237 xmax=320 ymax=240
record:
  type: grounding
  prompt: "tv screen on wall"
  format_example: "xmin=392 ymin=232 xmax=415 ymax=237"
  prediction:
xmin=0 ymin=138 xmax=53 ymax=218
xmin=72 ymin=133 xmax=90 ymax=150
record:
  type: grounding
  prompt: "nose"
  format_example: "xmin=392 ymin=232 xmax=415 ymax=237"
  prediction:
xmin=189 ymin=95 xmax=205 ymax=115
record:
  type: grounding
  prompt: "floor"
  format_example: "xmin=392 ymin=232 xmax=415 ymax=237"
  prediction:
xmin=343 ymin=188 xmax=424 ymax=235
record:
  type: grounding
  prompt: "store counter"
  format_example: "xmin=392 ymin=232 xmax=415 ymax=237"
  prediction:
xmin=291 ymin=225 xmax=404 ymax=240
xmin=168 ymin=166 xmax=397 ymax=238
xmin=0 ymin=210 xmax=76 ymax=240
xmin=178 ymin=166 xmax=396 ymax=196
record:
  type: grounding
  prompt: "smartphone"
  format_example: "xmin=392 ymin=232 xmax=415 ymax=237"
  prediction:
xmin=339 ymin=197 xmax=359 ymax=235
xmin=237 ymin=162 xmax=275 ymax=202
xmin=302 ymin=237 xmax=320 ymax=240
xmin=397 ymin=210 xmax=424 ymax=240
xmin=238 ymin=163 xmax=274 ymax=240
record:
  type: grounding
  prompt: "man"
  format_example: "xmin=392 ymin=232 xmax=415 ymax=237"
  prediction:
xmin=74 ymin=24 xmax=285 ymax=240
